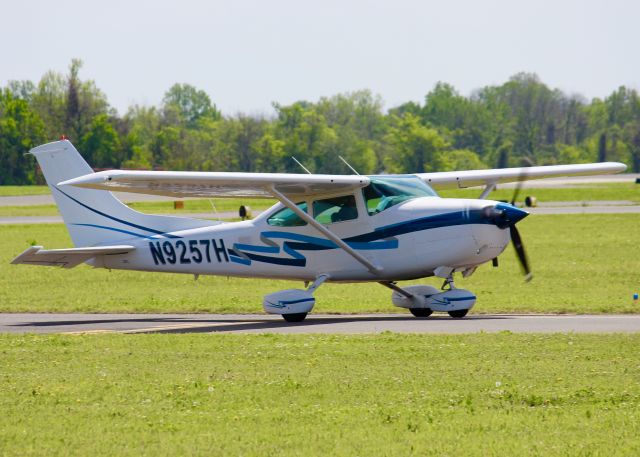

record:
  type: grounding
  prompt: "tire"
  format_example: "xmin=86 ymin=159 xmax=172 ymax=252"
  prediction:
xmin=448 ymin=309 xmax=469 ymax=318
xmin=282 ymin=312 xmax=308 ymax=323
xmin=409 ymin=308 xmax=433 ymax=318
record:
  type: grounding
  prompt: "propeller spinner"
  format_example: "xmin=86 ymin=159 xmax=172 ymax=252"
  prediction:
xmin=482 ymin=202 xmax=532 ymax=281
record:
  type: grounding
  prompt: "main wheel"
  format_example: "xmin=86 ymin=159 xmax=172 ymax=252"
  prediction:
xmin=282 ymin=312 xmax=308 ymax=323
xmin=448 ymin=309 xmax=469 ymax=318
xmin=410 ymin=308 xmax=433 ymax=318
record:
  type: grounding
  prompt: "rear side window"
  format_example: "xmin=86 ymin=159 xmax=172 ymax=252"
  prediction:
xmin=313 ymin=195 xmax=358 ymax=224
xmin=267 ymin=202 xmax=308 ymax=226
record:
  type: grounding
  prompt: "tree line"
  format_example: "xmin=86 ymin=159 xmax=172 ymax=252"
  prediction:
xmin=1 ymin=59 xmax=639 ymax=185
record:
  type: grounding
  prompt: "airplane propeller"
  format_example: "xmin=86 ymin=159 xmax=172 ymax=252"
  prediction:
xmin=509 ymin=223 xmax=532 ymax=281
xmin=481 ymin=167 xmax=533 ymax=282
xmin=509 ymin=161 xmax=533 ymax=281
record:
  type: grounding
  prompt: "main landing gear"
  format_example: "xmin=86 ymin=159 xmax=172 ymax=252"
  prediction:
xmin=263 ymin=272 xmax=475 ymax=323
xmin=281 ymin=313 xmax=308 ymax=323
xmin=262 ymin=275 xmax=328 ymax=323
xmin=383 ymin=273 xmax=476 ymax=319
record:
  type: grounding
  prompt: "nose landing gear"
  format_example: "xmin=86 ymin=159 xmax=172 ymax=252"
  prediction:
xmin=439 ymin=276 xmax=471 ymax=318
xmin=382 ymin=271 xmax=476 ymax=319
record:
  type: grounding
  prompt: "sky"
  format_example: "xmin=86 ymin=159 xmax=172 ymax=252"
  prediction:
xmin=1 ymin=0 xmax=638 ymax=116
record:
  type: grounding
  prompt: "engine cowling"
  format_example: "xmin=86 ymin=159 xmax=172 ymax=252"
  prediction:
xmin=263 ymin=289 xmax=316 ymax=315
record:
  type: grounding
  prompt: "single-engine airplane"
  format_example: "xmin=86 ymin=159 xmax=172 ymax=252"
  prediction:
xmin=12 ymin=140 xmax=626 ymax=321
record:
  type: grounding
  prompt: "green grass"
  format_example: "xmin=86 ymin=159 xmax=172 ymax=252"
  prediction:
xmin=0 ymin=185 xmax=50 ymax=196
xmin=1 ymin=333 xmax=639 ymax=456
xmin=127 ymin=197 xmax=276 ymax=214
xmin=1 ymin=213 xmax=639 ymax=314
xmin=439 ymin=182 xmax=640 ymax=203
xmin=0 ymin=205 xmax=62 ymax=217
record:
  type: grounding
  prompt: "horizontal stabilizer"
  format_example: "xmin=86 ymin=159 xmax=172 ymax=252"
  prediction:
xmin=11 ymin=245 xmax=135 ymax=268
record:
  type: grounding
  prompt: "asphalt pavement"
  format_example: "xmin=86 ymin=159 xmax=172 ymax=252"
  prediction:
xmin=1 ymin=313 xmax=639 ymax=334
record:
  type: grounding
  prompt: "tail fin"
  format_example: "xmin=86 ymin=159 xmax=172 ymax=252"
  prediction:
xmin=31 ymin=140 xmax=212 ymax=247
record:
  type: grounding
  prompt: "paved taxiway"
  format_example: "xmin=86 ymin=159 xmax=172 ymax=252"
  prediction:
xmin=1 ymin=313 xmax=639 ymax=334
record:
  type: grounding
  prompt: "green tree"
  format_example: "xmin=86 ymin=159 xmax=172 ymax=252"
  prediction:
xmin=441 ymin=149 xmax=487 ymax=171
xmin=162 ymin=84 xmax=220 ymax=128
xmin=7 ymin=80 xmax=36 ymax=101
xmin=30 ymin=70 xmax=66 ymax=140
xmin=273 ymin=101 xmax=335 ymax=173
xmin=0 ymin=89 xmax=45 ymax=184
xmin=80 ymin=114 xmax=122 ymax=168
xmin=227 ymin=115 xmax=267 ymax=171
xmin=122 ymin=105 xmax=161 ymax=169
xmin=315 ymin=91 xmax=384 ymax=173
xmin=254 ymin=131 xmax=286 ymax=172
xmin=624 ymin=121 xmax=640 ymax=172
xmin=62 ymin=59 xmax=111 ymax=143
xmin=422 ymin=82 xmax=493 ymax=157
xmin=384 ymin=114 xmax=447 ymax=173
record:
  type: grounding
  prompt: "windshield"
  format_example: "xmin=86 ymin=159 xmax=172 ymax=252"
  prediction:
xmin=362 ymin=176 xmax=438 ymax=215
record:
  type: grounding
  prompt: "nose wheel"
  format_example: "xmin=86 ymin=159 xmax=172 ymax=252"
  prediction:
xmin=382 ymin=273 xmax=476 ymax=319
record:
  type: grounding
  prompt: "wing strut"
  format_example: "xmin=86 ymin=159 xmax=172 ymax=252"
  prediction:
xmin=379 ymin=281 xmax=413 ymax=299
xmin=268 ymin=186 xmax=382 ymax=276
xmin=478 ymin=182 xmax=497 ymax=199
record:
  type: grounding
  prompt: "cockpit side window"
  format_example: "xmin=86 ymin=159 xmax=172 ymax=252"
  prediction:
xmin=362 ymin=176 xmax=438 ymax=215
xmin=313 ymin=195 xmax=358 ymax=224
xmin=267 ymin=202 xmax=308 ymax=226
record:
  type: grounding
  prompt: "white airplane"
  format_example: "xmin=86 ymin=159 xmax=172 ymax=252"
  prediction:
xmin=12 ymin=140 xmax=626 ymax=322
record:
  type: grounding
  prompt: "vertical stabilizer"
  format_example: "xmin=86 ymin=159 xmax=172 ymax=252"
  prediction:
xmin=31 ymin=140 xmax=211 ymax=247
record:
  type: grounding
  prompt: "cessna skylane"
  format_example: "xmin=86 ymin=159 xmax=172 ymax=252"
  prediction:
xmin=12 ymin=140 xmax=626 ymax=321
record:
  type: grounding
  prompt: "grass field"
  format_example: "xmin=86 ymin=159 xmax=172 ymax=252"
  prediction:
xmin=1 ymin=213 xmax=638 ymax=314
xmin=1 ymin=333 xmax=638 ymax=456
xmin=0 ymin=198 xmax=276 ymax=217
xmin=0 ymin=185 xmax=51 ymax=197
xmin=439 ymin=181 xmax=640 ymax=202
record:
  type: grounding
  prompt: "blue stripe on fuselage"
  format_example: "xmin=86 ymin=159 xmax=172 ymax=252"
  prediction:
xmin=54 ymin=186 xmax=181 ymax=239
xmin=233 ymin=209 xmax=490 ymax=266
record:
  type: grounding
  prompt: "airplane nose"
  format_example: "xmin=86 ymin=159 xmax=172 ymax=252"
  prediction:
xmin=499 ymin=203 xmax=529 ymax=226
xmin=482 ymin=202 xmax=529 ymax=229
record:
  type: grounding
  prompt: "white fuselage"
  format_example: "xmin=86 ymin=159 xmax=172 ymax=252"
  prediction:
xmin=97 ymin=197 xmax=511 ymax=282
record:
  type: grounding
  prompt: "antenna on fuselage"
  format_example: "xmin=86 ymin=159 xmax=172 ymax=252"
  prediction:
xmin=339 ymin=155 xmax=360 ymax=175
xmin=208 ymin=199 xmax=221 ymax=222
xmin=291 ymin=156 xmax=312 ymax=174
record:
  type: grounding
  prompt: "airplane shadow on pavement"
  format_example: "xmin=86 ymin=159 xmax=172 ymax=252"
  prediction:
xmin=11 ymin=314 xmax=510 ymax=334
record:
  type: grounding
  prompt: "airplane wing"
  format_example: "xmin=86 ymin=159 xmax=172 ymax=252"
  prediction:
xmin=60 ymin=170 xmax=370 ymax=199
xmin=417 ymin=162 xmax=627 ymax=190
xmin=60 ymin=162 xmax=626 ymax=198
xmin=11 ymin=245 xmax=135 ymax=268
